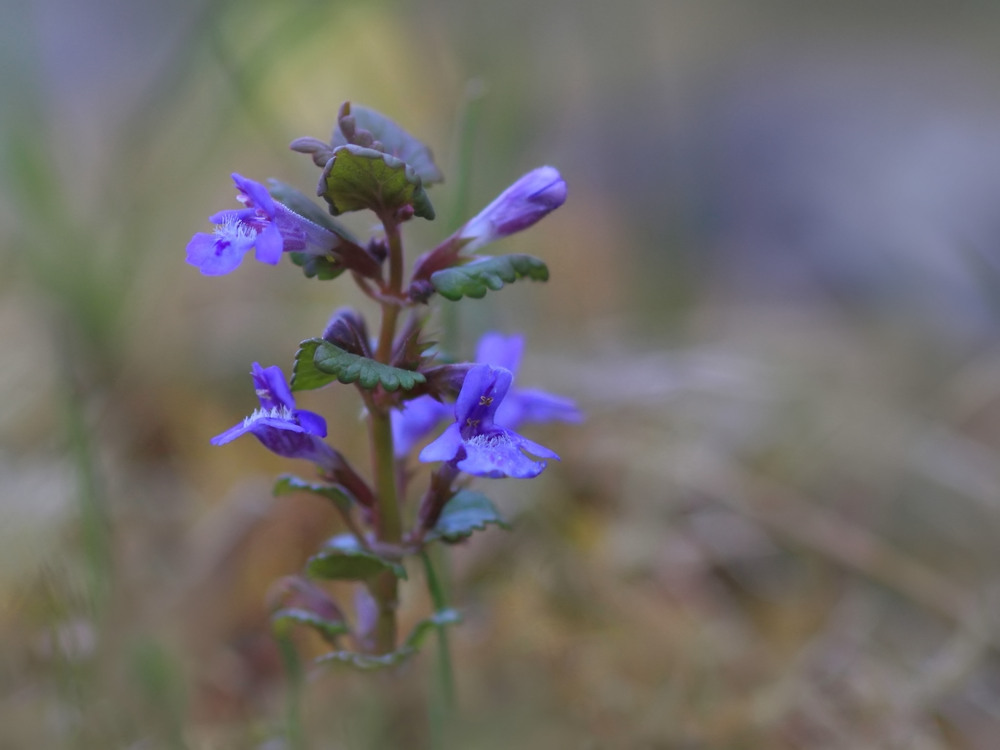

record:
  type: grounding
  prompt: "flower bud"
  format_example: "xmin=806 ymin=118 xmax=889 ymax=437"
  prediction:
xmin=458 ymin=166 xmax=567 ymax=252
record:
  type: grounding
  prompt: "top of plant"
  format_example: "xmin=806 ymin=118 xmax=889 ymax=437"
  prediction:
xmin=290 ymin=102 xmax=442 ymax=220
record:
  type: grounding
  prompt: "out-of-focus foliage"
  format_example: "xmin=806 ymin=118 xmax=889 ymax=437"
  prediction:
xmin=6 ymin=0 xmax=1000 ymax=747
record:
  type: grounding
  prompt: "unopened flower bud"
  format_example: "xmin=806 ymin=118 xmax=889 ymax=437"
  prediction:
xmin=458 ymin=166 xmax=567 ymax=252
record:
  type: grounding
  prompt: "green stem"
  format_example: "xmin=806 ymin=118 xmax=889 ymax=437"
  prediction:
xmin=370 ymin=413 xmax=402 ymax=544
xmin=421 ymin=549 xmax=456 ymax=710
xmin=369 ymin=214 xmax=405 ymax=654
xmin=375 ymin=215 xmax=404 ymax=362
xmin=278 ymin=635 xmax=306 ymax=750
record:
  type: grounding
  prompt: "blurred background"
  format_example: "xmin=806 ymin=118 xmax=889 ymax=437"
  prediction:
xmin=6 ymin=0 xmax=1000 ymax=747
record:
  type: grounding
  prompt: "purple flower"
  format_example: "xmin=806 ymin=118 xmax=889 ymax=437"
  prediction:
xmin=419 ymin=364 xmax=558 ymax=479
xmin=390 ymin=332 xmax=581 ymax=458
xmin=475 ymin=333 xmax=582 ymax=428
xmin=458 ymin=166 xmax=567 ymax=252
xmin=212 ymin=363 xmax=341 ymax=471
xmin=187 ymin=173 xmax=338 ymax=276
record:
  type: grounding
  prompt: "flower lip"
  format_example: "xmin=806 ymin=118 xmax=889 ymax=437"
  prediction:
xmin=185 ymin=219 xmax=257 ymax=276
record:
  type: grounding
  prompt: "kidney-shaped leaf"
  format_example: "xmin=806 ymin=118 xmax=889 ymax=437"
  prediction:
xmin=272 ymin=607 xmax=350 ymax=643
xmin=319 ymin=145 xmax=435 ymax=220
xmin=291 ymin=338 xmax=338 ymax=392
xmin=274 ymin=474 xmax=353 ymax=511
xmin=429 ymin=491 xmax=510 ymax=543
xmin=307 ymin=534 xmax=407 ymax=581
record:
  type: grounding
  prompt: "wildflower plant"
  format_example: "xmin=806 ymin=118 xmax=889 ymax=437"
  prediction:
xmin=189 ymin=102 xmax=576 ymax=680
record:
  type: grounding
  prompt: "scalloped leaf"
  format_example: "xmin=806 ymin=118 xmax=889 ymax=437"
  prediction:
xmin=332 ymin=105 xmax=443 ymax=185
xmin=319 ymin=144 xmax=435 ymax=220
xmin=430 ymin=255 xmax=549 ymax=301
xmin=404 ymin=608 xmax=461 ymax=649
xmin=429 ymin=491 xmax=509 ymax=543
xmin=315 ymin=648 xmax=415 ymax=671
xmin=313 ymin=341 xmax=426 ymax=392
xmin=288 ymin=252 xmax=346 ymax=281
xmin=291 ymin=338 xmax=338 ymax=392
xmin=274 ymin=474 xmax=353 ymax=511
xmin=272 ymin=607 xmax=350 ymax=642
xmin=307 ymin=534 xmax=406 ymax=581
xmin=314 ymin=609 xmax=459 ymax=672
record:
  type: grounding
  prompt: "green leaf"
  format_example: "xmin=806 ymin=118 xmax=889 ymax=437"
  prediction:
xmin=291 ymin=338 xmax=338 ymax=392
xmin=319 ymin=144 xmax=435 ymax=220
xmin=430 ymin=255 xmax=549 ymax=301
xmin=313 ymin=341 xmax=426 ymax=392
xmin=404 ymin=608 xmax=461 ymax=649
xmin=289 ymin=252 xmax=346 ymax=281
xmin=267 ymin=179 xmax=360 ymax=243
xmin=274 ymin=474 xmax=353 ymax=511
xmin=307 ymin=534 xmax=406 ymax=581
xmin=272 ymin=607 xmax=350 ymax=642
xmin=332 ymin=105 xmax=443 ymax=185
xmin=315 ymin=647 xmax=416 ymax=672
xmin=429 ymin=491 xmax=510 ymax=543
xmin=314 ymin=609 xmax=459 ymax=672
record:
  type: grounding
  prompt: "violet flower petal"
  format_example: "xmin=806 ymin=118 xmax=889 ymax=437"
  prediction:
xmin=455 ymin=431 xmax=548 ymax=479
xmin=475 ymin=333 xmax=524 ymax=373
xmin=455 ymin=365 xmax=511 ymax=435
xmin=185 ymin=223 xmax=255 ymax=276
xmin=253 ymin=363 xmax=295 ymax=411
xmin=496 ymin=388 xmax=582 ymax=428
xmin=419 ymin=423 xmax=464 ymax=463
xmin=253 ymin=221 xmax=284 ymax=265
xmin=232 ymin=172 xmax=277 ymax=216
xmin=295 ymin=409 xmax=328 ymax=438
